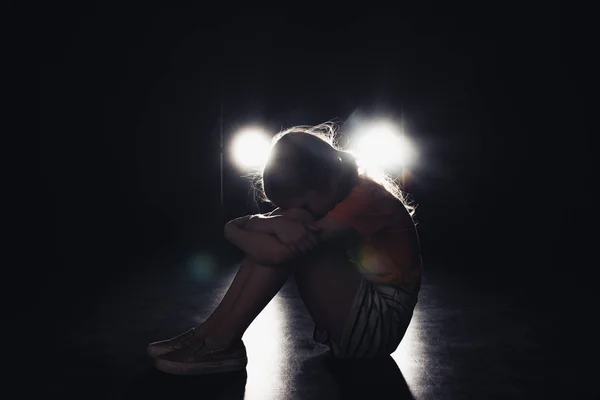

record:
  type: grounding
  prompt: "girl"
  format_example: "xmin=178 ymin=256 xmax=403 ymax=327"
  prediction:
xmin=148 ymin=124 xmax=423 ymax=375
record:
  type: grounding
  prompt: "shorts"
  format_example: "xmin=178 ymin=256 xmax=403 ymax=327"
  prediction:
xmin=313 ymin=277 xmax=419 ymax=359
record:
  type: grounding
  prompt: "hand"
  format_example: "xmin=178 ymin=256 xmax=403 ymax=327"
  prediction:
xmin=273 ymin=218 xmax=321 ymax=254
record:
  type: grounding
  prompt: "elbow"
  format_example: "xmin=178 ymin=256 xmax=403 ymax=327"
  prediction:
xmin=223 ymin=221 xmax=238 ymax=241
xmin=223 ymin=223 xmax=232 ymax=241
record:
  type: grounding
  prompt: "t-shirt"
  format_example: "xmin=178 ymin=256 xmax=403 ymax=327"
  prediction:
xmin=326 ymin=177 xmax=422 ymax=289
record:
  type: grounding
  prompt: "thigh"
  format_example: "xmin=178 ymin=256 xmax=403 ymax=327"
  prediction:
xmin=294 ymin=243 xmax=362 ymax=345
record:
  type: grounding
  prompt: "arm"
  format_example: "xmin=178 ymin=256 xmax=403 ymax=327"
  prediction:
xmin=243 ymin=207 xmax=317 ymax=233
xmin=244 ymin=210 xmax=360 ymax=252
xmin=243 ymin=214 xmax=287 ymax=234
xmin=260 ymin=205 xmax=358 ymax=244
xmin=224 ymin=209 xmax=321 ymax=265
xmin=224 ymin=209 xmax=353 ymax=266
xmin=224 ymin=219 xmax=292 ymax=266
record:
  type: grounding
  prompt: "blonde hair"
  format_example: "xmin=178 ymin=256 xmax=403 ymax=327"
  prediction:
xmin=251 ymin=122 xmax=415 ymax=216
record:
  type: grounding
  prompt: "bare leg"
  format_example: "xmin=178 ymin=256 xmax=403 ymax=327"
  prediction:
xmin=199 ymin=209 xmax=288 ymax=334
xmin=196 ymin=260 xmax=255 ymax=336
xmin=294 ymin=243 xmax=362 ymax=345
xmin=153 ymin=249 xmax=360 ymax=374
xmin=202 ymin=257 xmax=294 ymax=348
xmin=202 ymin=244 xmax=360 ymax=349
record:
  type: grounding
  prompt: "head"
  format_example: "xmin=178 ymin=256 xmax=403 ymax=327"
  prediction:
xmin=260 ymin=126 xmax=358 ymax=219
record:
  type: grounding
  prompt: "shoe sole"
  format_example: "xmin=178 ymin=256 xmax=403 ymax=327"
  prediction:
xmin=154 ymin=357 xmax=248 ymax=375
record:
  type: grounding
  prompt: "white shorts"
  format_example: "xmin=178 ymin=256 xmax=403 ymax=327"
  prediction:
xmin=313 ymin=277 xmax=419 ymax=359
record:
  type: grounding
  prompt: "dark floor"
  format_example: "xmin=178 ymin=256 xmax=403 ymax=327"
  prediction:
xmin=38 ymin=250 xmax=592 ymax=399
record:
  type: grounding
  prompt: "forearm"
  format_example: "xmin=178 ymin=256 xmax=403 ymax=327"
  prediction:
xmin=242 ymin=214 xmax=286 ymax=234
xmin=223 ymin=221 xmax=288 ymax=266
xmin=242 ymin=207 xmax=315 ymax=233
xmin=226 ymin=215 xmax=252 ymax=229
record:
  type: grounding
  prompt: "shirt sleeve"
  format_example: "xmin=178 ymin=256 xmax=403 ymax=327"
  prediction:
xmin=326 ymin=180 xmax=400 ymax=237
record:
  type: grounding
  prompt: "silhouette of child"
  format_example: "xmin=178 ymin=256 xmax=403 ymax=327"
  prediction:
xmin=148 ymin=124 xmax=422 ymax=375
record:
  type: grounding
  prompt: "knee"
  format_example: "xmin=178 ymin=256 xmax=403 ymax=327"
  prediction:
xmin=241 ymin=255 xmax=288 ymax=269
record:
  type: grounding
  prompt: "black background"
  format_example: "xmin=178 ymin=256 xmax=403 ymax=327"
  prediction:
xmin=6 ymin=3 xmax=591 ymax=330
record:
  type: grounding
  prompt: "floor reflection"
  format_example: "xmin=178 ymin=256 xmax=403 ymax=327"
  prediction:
xmin=391 ymin=308 xmax=429 ymax=390
xmin=243 ymin=294 xmax=289 ymax=400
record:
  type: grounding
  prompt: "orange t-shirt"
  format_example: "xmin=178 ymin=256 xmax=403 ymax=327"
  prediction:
xmin=326 ymin=177 xmax=422 ymax=289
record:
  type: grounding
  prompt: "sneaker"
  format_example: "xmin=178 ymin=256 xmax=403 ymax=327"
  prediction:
xmin=147 ymin=328 xmax=198 ymax=359
xmin=154 ymin=339 xmax=247 ymax=375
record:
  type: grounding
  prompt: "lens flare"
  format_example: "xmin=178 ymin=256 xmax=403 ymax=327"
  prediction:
xmin=231 ymin=127 xmax=271 ymax=170
xmin=351 ymin=120 xmax=416 ymax=172
xmin=186 ymin=253 xmax=217 ymax=281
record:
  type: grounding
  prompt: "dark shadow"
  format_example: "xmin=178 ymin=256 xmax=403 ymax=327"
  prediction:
xmin=122 ymin=368 xmax=247 ymax=399
xmin=323 ymin=354 xmax=415 ymax=400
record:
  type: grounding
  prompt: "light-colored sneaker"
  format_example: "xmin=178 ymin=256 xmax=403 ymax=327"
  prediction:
xmin=147 ymin=328 xmax=198 ymax=359
xmin=154 ymin=339 xmax=247 ymax=375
